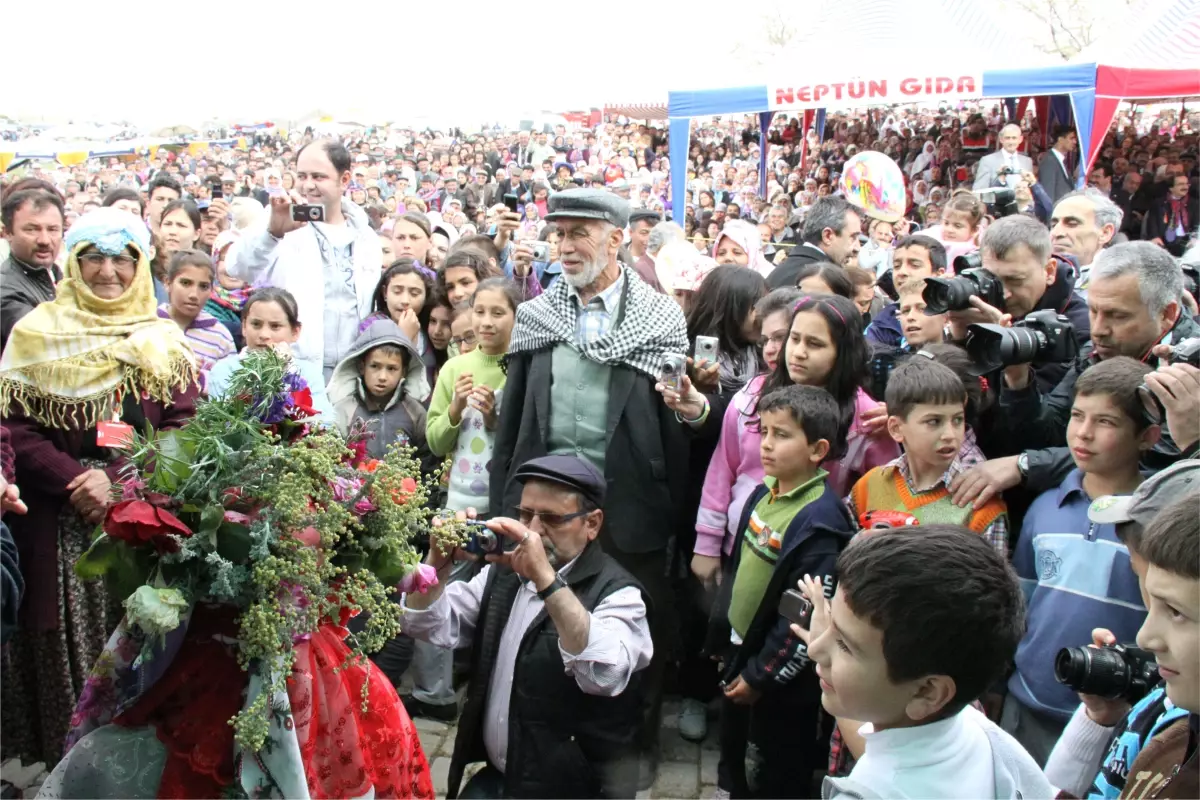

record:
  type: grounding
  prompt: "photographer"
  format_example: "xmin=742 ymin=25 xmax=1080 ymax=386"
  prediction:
xmin=945 ymin=216 xmax=1090 ymax=393
xmin=1044 ymin=468 xmax=1199 ymax=799
xmin=401 ymin=456 xmax=652 ymax=799
xmin=226 ymin=140 xmax=381 ymax=379
xmin=952 ymin=242 xmax=1200 ymax=507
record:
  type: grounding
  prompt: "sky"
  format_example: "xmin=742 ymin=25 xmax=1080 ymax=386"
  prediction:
xmin=4 ymin=0 xmax=1161 ymax=128
xmin=5 ymin=0 xmax=721 ymax=127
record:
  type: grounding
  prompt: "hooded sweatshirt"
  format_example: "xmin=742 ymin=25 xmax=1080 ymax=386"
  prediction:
xmin=327 ymin=319 xmax=433 ymax=465
xmin=822 ymin=705 xmax=1056 ymax=799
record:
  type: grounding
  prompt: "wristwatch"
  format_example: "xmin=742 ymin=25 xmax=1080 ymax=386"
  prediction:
xmin=537 ymin=575 xmax=567 ymax=601
xmin=1016 ymin=453 xmax=1030 ymax=482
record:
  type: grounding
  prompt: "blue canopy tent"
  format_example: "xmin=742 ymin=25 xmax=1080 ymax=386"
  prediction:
xmin=668 ymin=61 xmax=1097 ymax=221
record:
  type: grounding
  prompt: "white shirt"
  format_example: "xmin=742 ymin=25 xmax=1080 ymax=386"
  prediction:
xmin=400 ymin=560 xmax=652 ymax=772
xmin=1051 ymin=147 xmax=1070 ymax=177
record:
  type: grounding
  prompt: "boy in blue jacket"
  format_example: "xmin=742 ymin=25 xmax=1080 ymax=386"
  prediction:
xmin=709 ymin=385 xmax=855 ymax=798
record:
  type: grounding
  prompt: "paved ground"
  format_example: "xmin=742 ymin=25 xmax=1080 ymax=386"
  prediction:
xmin=414 ymin=697 xmax=721 ymax=799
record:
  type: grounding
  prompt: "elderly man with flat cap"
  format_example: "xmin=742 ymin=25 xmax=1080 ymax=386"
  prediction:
xmin=402 ymin=455 xmax=653 ymax=799
xmin=492 ymin=188 xmax=688 ymax=785
xmin=627 ymin=208 xmax=664 ymax=292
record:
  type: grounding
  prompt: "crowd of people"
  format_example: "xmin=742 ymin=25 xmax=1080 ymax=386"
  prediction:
xmin=0 ymin=101 xmax=1197 ymax=799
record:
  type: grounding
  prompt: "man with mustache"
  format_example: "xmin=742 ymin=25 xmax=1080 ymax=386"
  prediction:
xmin=490 ymin=188 xmax=689 ymax=788
xmin=402 ymin=455 xmax=652 ymax=799
xmin=1 ymin=188 xmax=65 ymax=351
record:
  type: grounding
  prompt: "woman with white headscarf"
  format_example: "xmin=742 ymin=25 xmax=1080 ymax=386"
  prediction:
xmin=909 ymin=141 xmax=936 ymax=179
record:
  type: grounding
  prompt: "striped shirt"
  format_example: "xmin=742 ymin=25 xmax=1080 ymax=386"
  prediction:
xmin=157 ymin=304 xmax=236 ymax=382
xmin=567 ymin=271 xmax=624 ymax=347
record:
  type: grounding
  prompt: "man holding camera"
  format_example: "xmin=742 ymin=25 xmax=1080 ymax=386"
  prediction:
xmin=943 ymin=216 xmax=1090 ymax=393
xmin=402 ymin=455 xmax=652 ymax=799
xmin=974 ymin=124 xmax=1033 ymax=190
xmin=952 ymin=241 xmax=1200 ymax=508
xmin=227 ymin=139 xmax=381 ymax=378
xmin=490 ymin=189 xmax=689 ymax=786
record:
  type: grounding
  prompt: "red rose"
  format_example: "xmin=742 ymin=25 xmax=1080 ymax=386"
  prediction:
xmin=287 ymin=388 xmax=317 ymax=420
xmin=104 ymin=499 xmax=193 ymax=554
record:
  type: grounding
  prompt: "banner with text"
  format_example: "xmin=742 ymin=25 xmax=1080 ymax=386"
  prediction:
xmin=768 ymin=73 xmax=985 ymax=110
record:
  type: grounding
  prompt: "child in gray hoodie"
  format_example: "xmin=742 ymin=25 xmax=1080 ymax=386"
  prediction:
xmin=327 ymin=318 xmax=434 ymax=469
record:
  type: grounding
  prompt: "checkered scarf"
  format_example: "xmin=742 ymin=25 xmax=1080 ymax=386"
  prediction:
xmin=507 ymin=265 xmax=687 ymax=379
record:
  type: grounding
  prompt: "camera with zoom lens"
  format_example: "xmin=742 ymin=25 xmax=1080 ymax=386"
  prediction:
xmin=1137 ymin=337 xmax=1200 ymax=426
xmin=922 ymin=264 xmax=1005 ymax=315
xmin=964 ymin=309 xmax=1079 ymax=376
xmin=974 ymin=187 xmax=1020 ymax=218
xmin=1054 ymin=643 xmax=1159 ymax=703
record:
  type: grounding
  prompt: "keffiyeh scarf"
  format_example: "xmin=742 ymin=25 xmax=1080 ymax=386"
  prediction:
xmin=507 ymin=265 xmax=687 ymax=380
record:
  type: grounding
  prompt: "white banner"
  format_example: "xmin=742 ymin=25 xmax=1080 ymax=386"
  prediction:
xmin=768 ymin=73 xmax=985 ymax=110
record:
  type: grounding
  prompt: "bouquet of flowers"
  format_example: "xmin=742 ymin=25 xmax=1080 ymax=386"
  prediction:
xmin=75 ymin=348 xmax=434 ymax=753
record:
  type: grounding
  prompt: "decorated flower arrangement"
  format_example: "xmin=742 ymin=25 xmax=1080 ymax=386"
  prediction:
xmin=76 ymin=348 xmax=436 ymax=751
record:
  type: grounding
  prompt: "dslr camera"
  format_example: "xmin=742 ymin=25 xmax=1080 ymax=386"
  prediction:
xmin=1055 ymin=643 xmax=1158 ymax=703
xmin=974 ymin=186 xmax=1019 ymax=218
xmin=922 ymin=263 xmax=1005 ymax=315
xmin=1137 ymin=337 xmax=1200 ymax=426
xmin=964 ymin=309 xmax=1079 ymax=376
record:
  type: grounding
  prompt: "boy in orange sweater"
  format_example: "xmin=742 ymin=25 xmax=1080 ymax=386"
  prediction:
xmin=848 ymin=356 xmax=1008 ymax=554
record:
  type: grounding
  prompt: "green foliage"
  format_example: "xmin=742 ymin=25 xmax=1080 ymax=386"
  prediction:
xmin=77 ymin=349 xmax=434 ymax=752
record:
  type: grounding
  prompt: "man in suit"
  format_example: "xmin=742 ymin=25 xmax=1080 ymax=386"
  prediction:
xmin=491 ymin=190 xmax=689 ymax=786
xmin=974 ymin=124 xmax=1034 ymax=190
xmin=1037 ymin=125 xmax=1079 ymax=205
xmin=766 ymin=196 xmax=862 ymax=289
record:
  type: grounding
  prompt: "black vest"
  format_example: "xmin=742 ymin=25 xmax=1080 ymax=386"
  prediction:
xmin=447 ymin=542 xmax=647 ymax=799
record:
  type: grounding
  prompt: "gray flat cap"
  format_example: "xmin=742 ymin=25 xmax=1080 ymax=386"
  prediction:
xmin=545 ymin=188 xmax=630 ymax=228
xmin=629 ymin=209 xmax=662 ymax=225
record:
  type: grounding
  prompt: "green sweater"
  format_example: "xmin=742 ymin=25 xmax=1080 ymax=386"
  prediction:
xmin=426 ymin=348 xmax=507 ymax=512
xmin=728 ymin=471 xmax=828 ymax=638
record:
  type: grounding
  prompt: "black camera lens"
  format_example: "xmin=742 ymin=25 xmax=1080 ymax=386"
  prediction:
xmin=1054 ymin=645 xmax=1157 ymax=702
xmin=965 ymin=324 xmax=1042 ymax=375
xmin=922 ymin=276 xmax=976 ymax=315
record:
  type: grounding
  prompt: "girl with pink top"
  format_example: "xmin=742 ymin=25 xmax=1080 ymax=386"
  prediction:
xmin=691 ymin=292 xmax=899 ymax=580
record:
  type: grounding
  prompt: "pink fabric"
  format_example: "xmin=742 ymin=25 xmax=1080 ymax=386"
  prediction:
xmin=694 ymin=382 xmax=898 ymax=558
xmin=714 ymin=222 xmax=771 ymax=278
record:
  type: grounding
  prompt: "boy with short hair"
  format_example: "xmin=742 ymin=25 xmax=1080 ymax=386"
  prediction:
xmin=865 ymin=234 xmax=946 ymax=350
xmin=895 ymin=277 xmax=948 ymax=351
xmin=1002 ymin=357 xmax=1161 ymax=765
xmin=798 ymin=525 xmax=1053 ymax=799
xmin=849 ymin=357 xmax=1009 ymax=554
xmin=327 ymin=318 xmax=433 ymax=464
xmin=712 ymin=384 xmax=855 ymax=798
xmin=1044 ymin=461 xmax=1199 ymax=799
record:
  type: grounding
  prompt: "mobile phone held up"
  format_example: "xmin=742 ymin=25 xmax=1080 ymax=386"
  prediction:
xmin=778 ymin=588 xmax=813 ymax=629
xmin=291 ymin=204 xmax=325 ymax=223
xmin=694 ymin=335 xmax=720 ymax=368
xmin=502 ymin=193 xmax=520 ymax=214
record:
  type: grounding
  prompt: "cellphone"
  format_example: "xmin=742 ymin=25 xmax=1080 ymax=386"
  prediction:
xmin=210 ymin=186 xmax=223 ymax=200
xmin=659 ymin=353 xmax=687 ymax=392
xmin=532 ymin=242 xmax=550 ymax=262
xmin=291 ymin=204 xmax=325 ymax=223
xmin=502 ymin=193 xmax=520 ymax=213
xmin=694 ymin=335 xmax=720 ymax=368
xmin=779 ymin=589 xmax=813 ymax=629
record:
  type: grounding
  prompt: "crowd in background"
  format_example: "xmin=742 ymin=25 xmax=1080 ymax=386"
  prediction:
xmin=0 ymin=99 xmax=1198 ymax=800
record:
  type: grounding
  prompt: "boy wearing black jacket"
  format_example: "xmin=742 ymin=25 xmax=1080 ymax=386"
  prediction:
xmin=708 ymin=385 xmax=855 ymax=798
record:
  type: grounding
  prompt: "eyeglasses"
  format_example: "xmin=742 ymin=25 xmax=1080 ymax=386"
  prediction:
xmin=515 ymin=506 xmax=592 ymax=529
xmin=450 ymin=331 xmax=477 ymax=347
xmin=79 ymin=252 xmax=136 ymax=269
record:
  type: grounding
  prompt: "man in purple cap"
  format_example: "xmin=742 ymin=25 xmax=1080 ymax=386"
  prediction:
xmin=403 ymin=454 xmax=652 ymax=799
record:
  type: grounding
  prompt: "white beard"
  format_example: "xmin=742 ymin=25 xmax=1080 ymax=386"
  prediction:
xmin=563 ymin=254 xmax=607 ymax=290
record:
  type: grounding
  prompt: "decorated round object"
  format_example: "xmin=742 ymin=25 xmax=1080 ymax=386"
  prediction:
xmin=839 ymin=151 xmax=906 ymax=223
